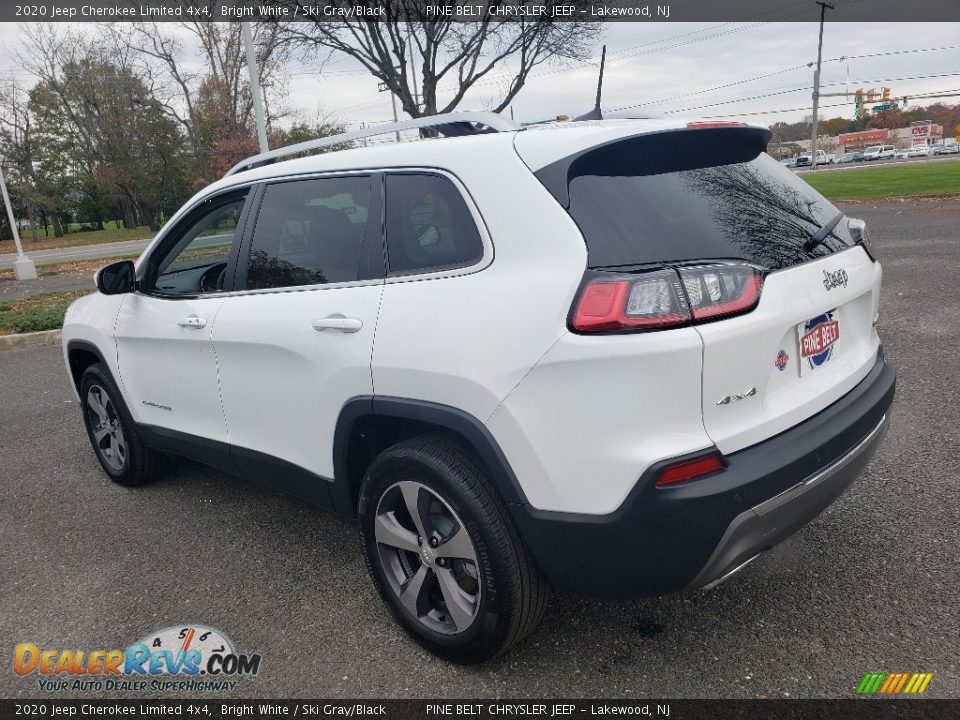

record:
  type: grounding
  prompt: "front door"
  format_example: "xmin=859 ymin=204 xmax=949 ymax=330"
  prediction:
xmin=114 ymin=191 xmax=251 ymax=445
xmin=212 ymin=174 xmax=383 ymax=497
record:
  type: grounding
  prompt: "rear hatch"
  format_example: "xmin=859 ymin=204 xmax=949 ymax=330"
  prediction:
xmin=524 ymin=123 xmax=882 ymax=454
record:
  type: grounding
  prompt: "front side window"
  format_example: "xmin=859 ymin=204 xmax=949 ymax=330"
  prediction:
xmin=151 ymin=195 xmax=247 ymax=296
xmin=385 ymin=174 xmax=483 ymax=275
xmin=246 ymin=176 xmax=373 ymax=290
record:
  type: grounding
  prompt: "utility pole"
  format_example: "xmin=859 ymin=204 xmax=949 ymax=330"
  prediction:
xmin=378 ymin=81 xmax=402 ymax=142
xmin=0 ymin=158 xmax=37 ymax=280
xmin=809 ymin=1 xmax=834 ymax=170
xmin=241 ymin=22 xmax=269 ymax=153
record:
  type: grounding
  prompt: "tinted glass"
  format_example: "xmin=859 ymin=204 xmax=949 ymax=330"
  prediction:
xmin=247 ymin=176 xmax=373 ymax=289
xmin=543 ymin=131 xmax=853 ymax=271
xmin=154 ymin=197 xmax=246 ymax=295
xmin=385 ymin=174 xmax=483 ymax=274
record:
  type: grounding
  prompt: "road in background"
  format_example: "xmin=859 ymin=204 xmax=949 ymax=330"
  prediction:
xmin=1 ymin=199 xmax=957 ymax=699
xmin=0 ymin=238 xmax=152 ymax=270
xmin=794 ymin=153 xmax=960 ymax=173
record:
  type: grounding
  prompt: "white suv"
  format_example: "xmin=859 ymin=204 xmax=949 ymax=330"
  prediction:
xmin=62 ymin=113 xmax=895 ymax=663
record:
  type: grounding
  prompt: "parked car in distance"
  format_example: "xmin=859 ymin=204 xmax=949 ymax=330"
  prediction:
xmin=894 ymin=148 xmax=911 ymax=159
xmin=863 ymin=144 xmax=896 ymax=160
xmin=794 ymin=150 xmax=832 ymax=167
xmin=906 ymin=146 xmax=932 ymax=158
xmin=60 ymin=113 xmax=896 ymax=663
xmin=780 ymin=157 xmax=797 ymax=168
xmin=839 ymin=152 xmax=857 ymax=163
xmin=853 ymin=151 xmax=865 ymax=161
xmin=932 ymin=143 xmax=959 ymax=155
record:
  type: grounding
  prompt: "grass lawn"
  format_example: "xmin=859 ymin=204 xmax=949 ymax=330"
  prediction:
xmin=802 ymin=160 xmax=960 ymax=201
xmin=0 ymin=225 xmax=152 ymax=255
xmin=0 ymin=290 xmax=91 ymax=335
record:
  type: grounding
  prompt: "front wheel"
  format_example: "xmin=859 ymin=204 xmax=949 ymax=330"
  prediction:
xmin=358 ymin=434 xmax=549 ymax=664
xmin=79 ymin=363 xmax=165 ymax=486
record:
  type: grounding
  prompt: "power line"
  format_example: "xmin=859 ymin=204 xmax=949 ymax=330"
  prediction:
xmin=591 ymin=44 xmax=960 ymax=114
xmin=659 ymin=72 xmax=960 ymax=115
xmin=693 ymin=88 xmax=960 ymax=118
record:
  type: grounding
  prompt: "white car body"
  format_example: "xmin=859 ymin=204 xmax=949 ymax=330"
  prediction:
xmin=62 ymin=113 xmax=895 ymax=609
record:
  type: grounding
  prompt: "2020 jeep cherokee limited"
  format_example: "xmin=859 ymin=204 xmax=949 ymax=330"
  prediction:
xmin=62 ymin=114 xmax=895 ymax=663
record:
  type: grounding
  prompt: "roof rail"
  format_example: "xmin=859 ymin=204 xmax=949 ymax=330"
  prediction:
xmin=225 ymin=111 xmax=521 ymax=177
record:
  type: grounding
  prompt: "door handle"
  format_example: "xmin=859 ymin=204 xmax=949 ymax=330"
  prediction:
xmin=312 ymin=317 xmax=363 ymax=333
xmin=178 ymin=316 xmax=207 ymax=329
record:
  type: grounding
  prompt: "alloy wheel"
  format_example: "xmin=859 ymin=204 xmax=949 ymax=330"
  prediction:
xmin=85 ymin=385 xmax=126 ymax=472
xmin=374 ymin=480 xmax=481 ymax=635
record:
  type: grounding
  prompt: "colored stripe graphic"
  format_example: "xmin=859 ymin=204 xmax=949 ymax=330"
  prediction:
xmin=857 ymin=672 xmax=933 ymax=695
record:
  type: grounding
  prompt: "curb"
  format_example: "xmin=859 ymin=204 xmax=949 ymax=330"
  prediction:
xmin=0 ymin=329 xmax=62 ymax=352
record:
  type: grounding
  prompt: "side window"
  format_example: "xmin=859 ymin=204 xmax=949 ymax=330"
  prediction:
xmin=246 ymin=176 xmax=373 ymax=290
xmin=385 ymin=173 xmax=483 ymax=275
xmin=151 ymin=195 xmax=247 ymax=296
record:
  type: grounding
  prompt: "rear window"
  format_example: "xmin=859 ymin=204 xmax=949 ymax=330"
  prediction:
xmin=537 ymin=128 xmax=853 ymax=271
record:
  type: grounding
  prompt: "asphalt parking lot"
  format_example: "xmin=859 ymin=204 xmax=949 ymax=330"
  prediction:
xmin=1 ymin=199 xmax=957 ymax=700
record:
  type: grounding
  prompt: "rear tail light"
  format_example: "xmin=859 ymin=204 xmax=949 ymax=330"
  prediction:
xmin=847 ymin=217 xmax=877 ymax=261
xmin=571 ymin=264 xmax=764 ymax=333
xmin=655 ymin=452 xmax=725 ymax=488
xmin=572 ymin=270 xmax=688 ymax=332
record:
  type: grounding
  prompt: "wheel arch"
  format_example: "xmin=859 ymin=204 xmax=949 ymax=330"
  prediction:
xmin=332 ymin=396 xmax=529 ymax=517
xmin=66 ymin=340 xmax=110 ymax=395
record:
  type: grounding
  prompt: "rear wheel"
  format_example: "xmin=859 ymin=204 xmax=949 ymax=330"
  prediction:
xmin=79 ymin=363 xmax=165 ymax=486
xmin=358 ymin=434 xmax=549 ymax=664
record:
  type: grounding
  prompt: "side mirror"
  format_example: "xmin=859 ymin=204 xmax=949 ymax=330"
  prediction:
xmin=96 ymin=260 xmax=136 ymax=295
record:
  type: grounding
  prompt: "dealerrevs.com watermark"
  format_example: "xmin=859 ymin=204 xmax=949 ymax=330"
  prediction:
xmin=13 ymin=625 xmax=262 ymax=693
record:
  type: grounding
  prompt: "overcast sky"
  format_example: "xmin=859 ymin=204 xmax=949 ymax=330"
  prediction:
xmin=0 ymin=21 xmax=957 ymax=130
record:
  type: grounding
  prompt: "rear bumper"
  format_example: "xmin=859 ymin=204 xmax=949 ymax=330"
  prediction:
xmin=510 ymin=349 xmax=895 ymax=598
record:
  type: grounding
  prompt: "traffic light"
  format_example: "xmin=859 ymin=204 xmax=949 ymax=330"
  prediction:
xmin=882 ymin=87 xmax=890 ymax=101
xmin=854 ymin=88 xmax=864 ymax=119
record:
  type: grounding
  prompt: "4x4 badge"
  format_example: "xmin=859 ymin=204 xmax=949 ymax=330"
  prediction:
xmin=716 ymin=387 xmax=757 ymax=405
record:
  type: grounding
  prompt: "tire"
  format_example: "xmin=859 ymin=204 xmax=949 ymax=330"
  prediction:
xmin=79 ymin=363 xmax=165 ymax=487
xmin=358 ymin=433 xmax=550 ymax=664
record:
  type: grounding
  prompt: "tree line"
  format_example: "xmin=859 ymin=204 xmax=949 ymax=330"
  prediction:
xmin=0 ymin=22 xmax=339 ymax=242
xmin=0 ymin=13 xmax=597 ymax=244
xmin=769 ymin=103 xmax=960 ymax=144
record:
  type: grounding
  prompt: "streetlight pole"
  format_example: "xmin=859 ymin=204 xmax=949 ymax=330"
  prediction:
xmin=241 ymin=22 xmax=269 ymax=153
xmin=0 ymin=158 xmax=37 ymax=280
xmin=810 ymin=1 xmax=834 ymax=171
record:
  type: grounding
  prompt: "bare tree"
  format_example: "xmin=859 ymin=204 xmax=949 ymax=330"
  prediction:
xmin=0 ymin=82 xmax=43 ymax=241
xmin=273 ymin=1 xmax=599 ymax=118
xmin=110 ymin=16 xmax=290 ymax=180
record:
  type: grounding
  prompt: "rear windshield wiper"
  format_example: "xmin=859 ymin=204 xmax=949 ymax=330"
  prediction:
xmin=804 ymin=211 xmax=844 ymax=252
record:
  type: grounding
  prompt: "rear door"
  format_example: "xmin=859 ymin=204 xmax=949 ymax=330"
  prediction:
xmin=533 ymin=127 xmax=882 ymax=454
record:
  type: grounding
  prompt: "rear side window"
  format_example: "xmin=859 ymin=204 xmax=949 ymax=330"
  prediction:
xmin=246 ymin=176 xmax=373 ymax=289
xmin=537 ymin=129 xmax=853 ymax=271
xmin=385 ymin=173 xmax=483 ymax=274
